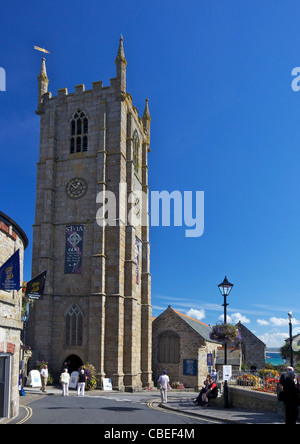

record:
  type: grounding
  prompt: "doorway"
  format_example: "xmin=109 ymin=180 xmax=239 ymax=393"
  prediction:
xmin=63 ymin=355 xmax=83 ymax=374
xmin=0 ymin=355 xmax=10 ymax=418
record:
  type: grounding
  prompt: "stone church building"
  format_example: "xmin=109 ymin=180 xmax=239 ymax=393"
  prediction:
xmin=27 ymin=38 xmax=152 ymax=391
xmin=153 ymin=308 xmax=267 ymax=388
xmin=152 ymin=306 xmax=220 ymax=389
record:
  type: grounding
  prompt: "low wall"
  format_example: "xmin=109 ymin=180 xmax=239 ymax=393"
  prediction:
xmin=229 ymin=386 xmax=280 ymax=412
xmin=211 ymin=385 xmax=281 ymax=413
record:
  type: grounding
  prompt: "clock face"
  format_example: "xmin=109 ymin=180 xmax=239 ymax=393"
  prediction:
xmin=66 ymin=177 xmax=87 ymax=199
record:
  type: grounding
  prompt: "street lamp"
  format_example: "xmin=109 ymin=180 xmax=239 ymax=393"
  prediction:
xmin=218 ymin=276 xmax=234 ymax=408
xmin=288 ymin=312 xmax=294 ymax=368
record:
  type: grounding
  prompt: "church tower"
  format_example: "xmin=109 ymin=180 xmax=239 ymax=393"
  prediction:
xmin=27 ymin=38 xmax=152 ymax=391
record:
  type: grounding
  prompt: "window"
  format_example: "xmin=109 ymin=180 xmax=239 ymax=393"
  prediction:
xmin=70 ymin=110 xmax=88 ymax=153
xmin=157 ymin=331 xmax=180 ymax=364
xmin=133 ymin=130 xmax=139 ymax=173
xmin=65 ymin=304 xmax=83 ymax=346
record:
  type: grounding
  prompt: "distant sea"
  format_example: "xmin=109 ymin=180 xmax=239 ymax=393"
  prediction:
xmin=265 ymin=349 xmax=285 ymax=366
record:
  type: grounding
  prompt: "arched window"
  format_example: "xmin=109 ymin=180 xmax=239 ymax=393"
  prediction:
xmin=65 ymin=304 xmax=83 ymax=346
xmin=70 ymin=110 xmax=88 ymax=153
xmin=133 ymin=130 xmax=139 ymax=173
xmin=157 ymin=331 xmax=180 ymax=364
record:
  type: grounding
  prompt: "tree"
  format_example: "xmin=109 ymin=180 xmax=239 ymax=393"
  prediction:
xmin=280 ymin=342 xmax=300 ymax=366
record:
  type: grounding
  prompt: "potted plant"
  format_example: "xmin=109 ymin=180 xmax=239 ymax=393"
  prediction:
xmin=209 ymin=323 xmax=242 ymax=343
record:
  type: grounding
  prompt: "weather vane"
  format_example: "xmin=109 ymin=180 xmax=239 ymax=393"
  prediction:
xmin=34 ymin=46 xmax=50 ymax=55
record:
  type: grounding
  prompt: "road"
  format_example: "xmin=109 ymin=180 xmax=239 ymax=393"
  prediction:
xmin=8 ymin=392 xmax=222 ymax=426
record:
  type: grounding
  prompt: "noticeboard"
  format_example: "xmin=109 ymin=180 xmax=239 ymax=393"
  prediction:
xmin=103 ymin=378 xmax=113 ymax=391
xmin=27 ymin=370 xmax=42 ymax=388
xmin=207 ymin=353 xmax=213 ymax=366
xmin=69 ymin=371 xmax=79 ymax=389
xmin=223 ymin=365 xmax=232 ymax=381
xmin=183 ymin=359 xmax=198 ymax=376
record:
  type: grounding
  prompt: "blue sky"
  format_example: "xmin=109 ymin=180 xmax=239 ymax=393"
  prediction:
xmin=1 ymin=0 xmax=300 ymax=347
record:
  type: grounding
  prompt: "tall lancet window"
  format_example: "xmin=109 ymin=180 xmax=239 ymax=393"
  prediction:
xmin=65 ymin=304 xmax=83 ymax=346
xmin=70 ymin=110 xmax=88 ymax=154
xmin=133 ymin=130 xmax=140 ymax=173
xmin=157 ymin=331 xmax=180 ymax=364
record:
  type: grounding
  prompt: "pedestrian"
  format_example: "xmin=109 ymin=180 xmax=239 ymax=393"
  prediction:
xmin=200 ymin=376 xmax=218 ymax=407
xmin=158 ymin=370 xmax=170 ymax=404
xmin=62 ymin=361 xmax=69 ymax=373
xmin=281 ymin=370 xmax=299 ymax=425
xmin=40 ymin=365 xmax=48 ymax=393
xmin=279 ymin=366 xmax=294 ymax=391
xmin=77 ymin=369 xmax=87 ymax=396
xmin=211 ymin=369 xmax=218 ymax=383
xmin=19 ymin=371 xmax=26 ymax=397
xmin=60 ymin=368 xmax=70 ymax=397
xmin=193 ymin=376 xmax=210 ymax=405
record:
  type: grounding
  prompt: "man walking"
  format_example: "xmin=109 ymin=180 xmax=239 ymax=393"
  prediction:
xmin=158 ymin=370 xmax=170 ymax=404
xmin=60 ymin=368 xmax=70 ymax=397
xmin=40 ymin=365 xmax=48 ymax=393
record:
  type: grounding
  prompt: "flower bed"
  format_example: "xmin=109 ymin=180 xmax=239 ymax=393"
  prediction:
xmin=237 ymin=374 xmax=260 ymax=388
xmin=171 ymin=381 xmax=185 ymax=390
xmin=236 ymin=371 xmax=279 ymax=394
xmin=254 ymin=376 xmax=279 ymax=394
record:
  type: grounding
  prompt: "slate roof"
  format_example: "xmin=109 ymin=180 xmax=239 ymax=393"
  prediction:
xmin=173 ymin=309 xmax=219 ymax=343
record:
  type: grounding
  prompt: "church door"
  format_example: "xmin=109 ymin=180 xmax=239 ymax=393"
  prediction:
xmin=0 ymin=356 xmax=10 ymax=418
xmin=63 ymin=355 xmax=83 ymax=374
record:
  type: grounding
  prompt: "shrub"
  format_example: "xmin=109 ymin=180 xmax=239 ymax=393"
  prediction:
xmin=171 ymin=381 xmax=185 ymax=390
xmin=81 ymin=363 xmax=98 ymax=391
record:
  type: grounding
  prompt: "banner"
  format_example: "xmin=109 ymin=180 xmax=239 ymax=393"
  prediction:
xmin=64 ymin=225 xmax=84 ymax=274
xmin=0 ymin=249 xmax=21 ymax=292
xmin=135 ymin=237 xmax=142 ymax=284
xmin=25 ymin=271 xmax=47 ymax=300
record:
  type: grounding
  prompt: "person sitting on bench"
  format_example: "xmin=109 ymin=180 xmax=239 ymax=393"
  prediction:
xmin=201 ymin=376 xmax=218 ymax=406
xmin=193 ymin=375 xmax=210 ymax=406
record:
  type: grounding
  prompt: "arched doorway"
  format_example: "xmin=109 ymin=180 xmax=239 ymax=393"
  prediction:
xmin=63 ymin=355 xmax=83 ymax=374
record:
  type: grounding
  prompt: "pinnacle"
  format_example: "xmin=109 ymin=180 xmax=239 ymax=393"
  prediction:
xmin=116 ymin=35 xmax=126 ymax=63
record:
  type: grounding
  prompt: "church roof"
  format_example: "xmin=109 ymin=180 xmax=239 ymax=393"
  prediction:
xmin=172 ymin=309 xmax=218 ymax=343
xmin=236 ymin=321 xmax=266 ymax=347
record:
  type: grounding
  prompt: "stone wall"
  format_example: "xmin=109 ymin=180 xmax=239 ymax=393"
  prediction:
xmin=153 ymin=307 xmax=219 ymax=389
xmin=237 ymin=322 xmax=266 ymax=370
xmin=0 ymin=211 xmax=28 ymax=420
xmin=229 ymin=386 xmax=280 ymax=413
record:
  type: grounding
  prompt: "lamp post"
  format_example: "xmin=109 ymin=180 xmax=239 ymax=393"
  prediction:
xmin=288 ymin=312 xmax=294 ymax=368
xmin=218 ymin=276 xmax=234 ymax=408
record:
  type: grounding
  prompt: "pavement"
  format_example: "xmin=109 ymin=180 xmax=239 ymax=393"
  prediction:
xmin=11 ymin=386 xmax=296 ymax=424
xmin=158 ymin=397 xmax=287 ymax=424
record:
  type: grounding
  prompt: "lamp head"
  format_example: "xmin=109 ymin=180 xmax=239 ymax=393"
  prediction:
xmin=218 ymin=276 xmax=234 ymax=297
